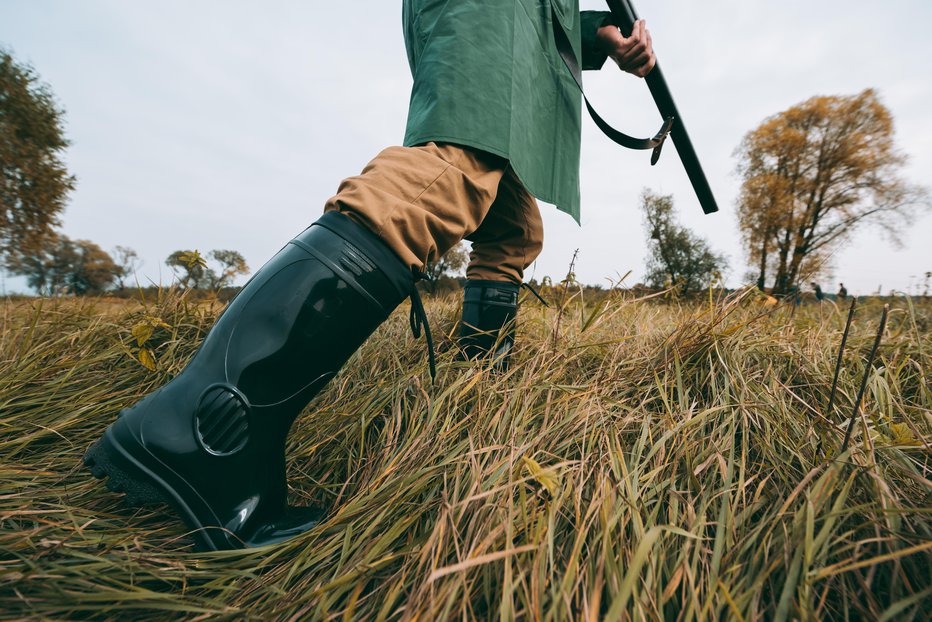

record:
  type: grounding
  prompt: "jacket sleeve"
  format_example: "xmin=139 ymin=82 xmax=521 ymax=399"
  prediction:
xmin=580 ymin=11 xmax=613 ymax=70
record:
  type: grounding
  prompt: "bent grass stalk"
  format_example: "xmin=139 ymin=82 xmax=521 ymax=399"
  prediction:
xmin=826 ymin=296 xmax=857 ymax=419
xmin=841 ymin=304 xmax=889 ymax=453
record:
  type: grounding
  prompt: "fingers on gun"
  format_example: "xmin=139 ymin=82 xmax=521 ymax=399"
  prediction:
xmin=616 ymin=19 xmax=655 ymax=77
xmin=632 ymin=29 xmax=655 ymax=77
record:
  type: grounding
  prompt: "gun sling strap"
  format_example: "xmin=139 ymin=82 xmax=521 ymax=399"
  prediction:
xmin=552 ymin=13 xmax=673 ymax=166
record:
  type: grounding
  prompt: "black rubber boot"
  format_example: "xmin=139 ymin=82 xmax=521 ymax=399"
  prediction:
xmin=459 ymin=280 xmax=520 ymax=370
xmin=84 ymin=212 xmax=417 ymax=551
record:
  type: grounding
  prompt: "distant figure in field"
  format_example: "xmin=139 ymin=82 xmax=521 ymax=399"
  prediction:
xmin=837 ymin=282 xmax=848 ymax=300
xmin=811 ymin=282 xmax=824 ymax=301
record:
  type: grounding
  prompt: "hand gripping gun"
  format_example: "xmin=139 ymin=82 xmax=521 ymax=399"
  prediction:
xmin=605 ymin=0 xmax=719 ymax=214
xmin=556 ymin=0 xmax=720 ymax=215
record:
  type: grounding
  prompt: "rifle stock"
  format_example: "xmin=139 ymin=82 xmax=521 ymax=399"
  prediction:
xmin=605 ymin=0 xmax=719 ymax=215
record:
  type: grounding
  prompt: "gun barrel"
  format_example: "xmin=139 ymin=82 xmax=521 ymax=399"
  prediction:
xmin=605 ymin=0 xmax=719 ymax=215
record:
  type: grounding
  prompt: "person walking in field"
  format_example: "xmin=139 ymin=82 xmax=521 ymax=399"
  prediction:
xmin=84 ymin=1 xmax=656 ymax=550
xmin=812 ymin=282 xmax=825 ymax=301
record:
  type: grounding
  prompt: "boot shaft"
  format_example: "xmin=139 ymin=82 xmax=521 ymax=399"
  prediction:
xmin=459 ymin=280 xmax=520 ymax=368
xmin=191 ymin=212 xmax=413 ymax=413
xmin=86 ymin=212 xmax=416 ymax=550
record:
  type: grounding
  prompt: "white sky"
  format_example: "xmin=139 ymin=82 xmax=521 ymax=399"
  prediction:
xmin=1 ymin=0 xmax=930 ymax=296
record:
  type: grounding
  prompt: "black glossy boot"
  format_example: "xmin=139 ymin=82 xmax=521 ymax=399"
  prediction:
xmin=459 ymin=280 xmax=520 ymax=370
xmin=84 ymin=212 xmax=421 ymax=551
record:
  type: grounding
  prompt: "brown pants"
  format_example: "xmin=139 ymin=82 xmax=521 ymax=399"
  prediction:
xmin=324 ymin=143 xmax=544 ymax=284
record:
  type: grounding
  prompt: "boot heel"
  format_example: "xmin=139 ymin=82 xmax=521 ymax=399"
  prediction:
xmin=84 ymin=422 xmax=236 ymax=551
xmin=84 ymin=429 xmax=169 ymax=509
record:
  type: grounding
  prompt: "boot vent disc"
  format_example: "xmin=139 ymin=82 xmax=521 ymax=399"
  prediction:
xmin=194 ymin=385 xmax=250 ymax=456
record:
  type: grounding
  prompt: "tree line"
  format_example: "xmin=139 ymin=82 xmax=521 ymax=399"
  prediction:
xmin=9 ymin=240 xmax=249 ymax=296
xmin=2 ymin=49 xmax=927 ymax=297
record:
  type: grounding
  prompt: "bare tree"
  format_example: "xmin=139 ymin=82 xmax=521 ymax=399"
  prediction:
xmin=166 ymin=249 xmax=249 ymax=290
xmin=166 ymin=250 xmax=209 ymax=289
xmin=112 ymin=245 xmax=141 ymax=291
xmin=207 ymin=249 xmax=249 ymax=289
xmin=425 ymin=242 xmax=469 ymax=292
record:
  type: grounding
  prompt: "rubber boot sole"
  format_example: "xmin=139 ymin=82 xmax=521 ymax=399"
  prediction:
xmin=83 ymin=421 xmax=234 ymax=551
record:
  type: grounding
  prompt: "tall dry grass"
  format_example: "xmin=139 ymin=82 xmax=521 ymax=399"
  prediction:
xmin=1 ymin=287 xmax=929 ymax=620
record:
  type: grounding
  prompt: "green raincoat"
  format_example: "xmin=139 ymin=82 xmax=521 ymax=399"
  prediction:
xmin=402 ymin=0 xmax=612 ymax=223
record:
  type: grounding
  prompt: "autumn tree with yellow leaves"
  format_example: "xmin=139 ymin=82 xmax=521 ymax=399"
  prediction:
xmin=735 ymin=89 xmax=927 ymax=295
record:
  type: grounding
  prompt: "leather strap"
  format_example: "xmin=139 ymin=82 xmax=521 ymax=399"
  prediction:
xmin=553 ymin=16 xmax=673 ymax=165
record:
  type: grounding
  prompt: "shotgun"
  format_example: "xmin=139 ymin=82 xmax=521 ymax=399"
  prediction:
xmin=605 ymin=0 xmax=719 ymax=215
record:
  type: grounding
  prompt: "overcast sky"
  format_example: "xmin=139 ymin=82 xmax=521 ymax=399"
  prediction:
xmin=2 ymin=0 xmax=930 ymax=295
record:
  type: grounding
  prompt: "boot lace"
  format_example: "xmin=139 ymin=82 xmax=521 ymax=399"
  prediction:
xmin=406 ymin=280 xmax=546 ymax=384
xmin=407 ymin=277 xmax=436 ymax=383
xmin=521 ymin=282 xmax=549 ymax=306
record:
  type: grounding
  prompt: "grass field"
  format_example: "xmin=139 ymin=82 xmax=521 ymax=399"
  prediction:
xmin=1 ymin=287 xmax=930 ymax=620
